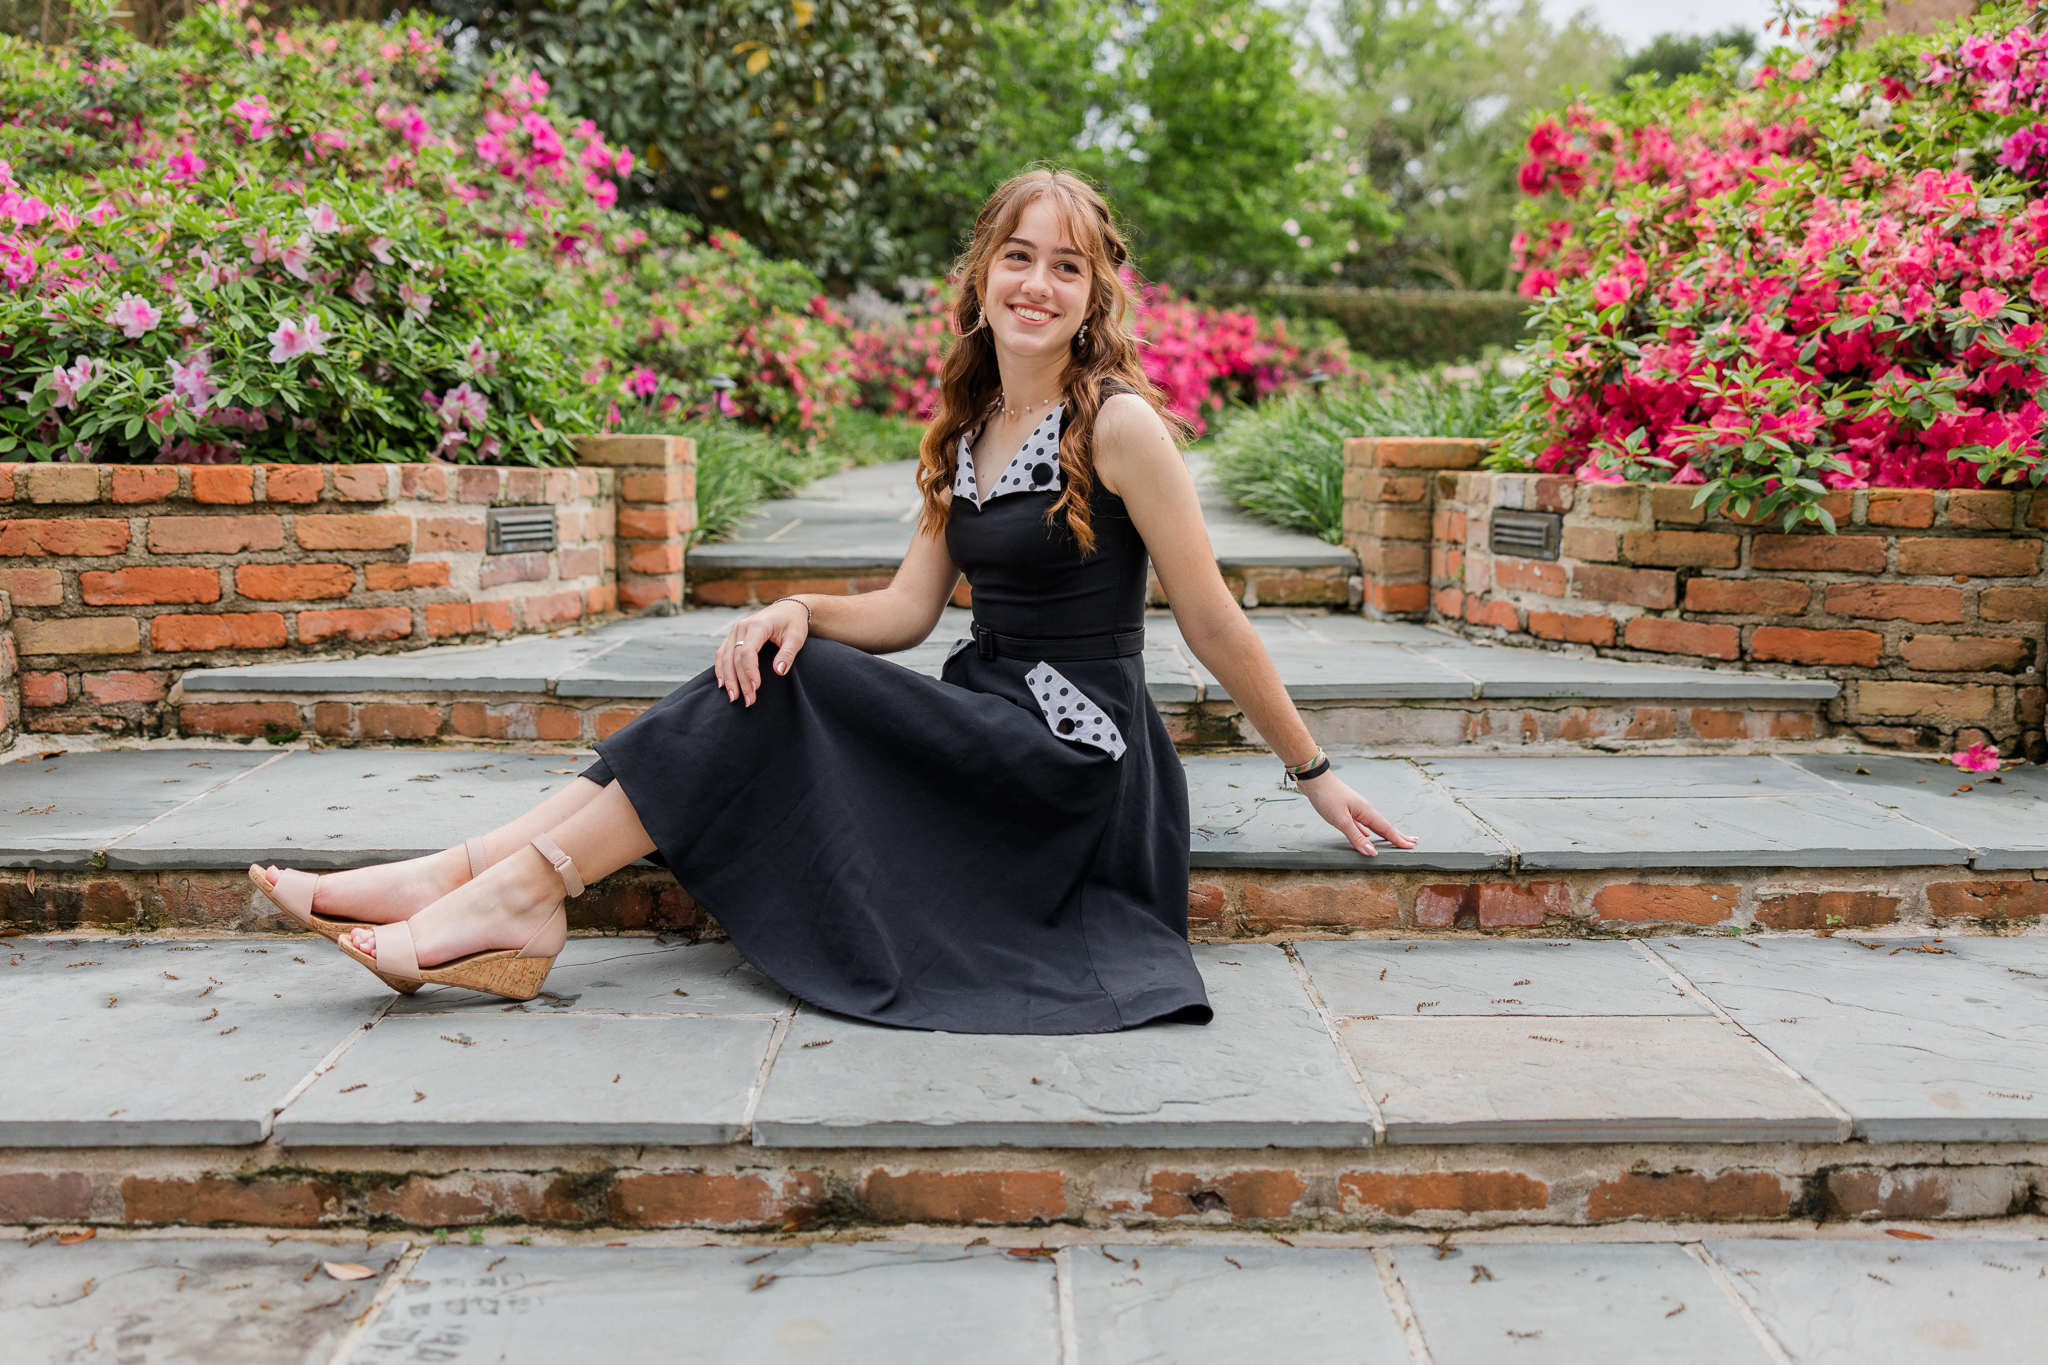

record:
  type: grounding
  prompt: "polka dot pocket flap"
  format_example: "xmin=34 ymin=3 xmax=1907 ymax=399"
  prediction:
xmin=1025 ymin=662 xmax=1127 ymax=760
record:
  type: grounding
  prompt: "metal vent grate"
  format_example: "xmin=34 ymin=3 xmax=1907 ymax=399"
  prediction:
xmin=485 ymin=507 xmax=557 ymax=555
xmin=1489 ymin=509 xmax=1562 ymax=561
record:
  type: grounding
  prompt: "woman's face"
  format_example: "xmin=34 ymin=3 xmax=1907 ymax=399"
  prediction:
xmin=982 ymin=197 xmax=1092 ymax=366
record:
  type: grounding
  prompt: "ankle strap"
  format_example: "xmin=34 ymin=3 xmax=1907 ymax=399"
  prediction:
xmin=530 ymin=834 xmax=584 ymax=898
xmin=465 ymin=836 xmax=488 ymax=880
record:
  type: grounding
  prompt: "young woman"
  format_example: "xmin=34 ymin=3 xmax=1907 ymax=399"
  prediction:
xmin=250 ymin=170 xmax=1415 ymax=1033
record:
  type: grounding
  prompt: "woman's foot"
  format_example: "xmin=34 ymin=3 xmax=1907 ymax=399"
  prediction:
xmin=346 ymin=843 xmax=565 ymax=971
xmin=259 ymin=843 xmax=476 ymax=928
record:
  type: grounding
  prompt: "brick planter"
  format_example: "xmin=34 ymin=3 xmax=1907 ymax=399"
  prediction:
xmin=1 ymin=435 xmax=693 ymax=737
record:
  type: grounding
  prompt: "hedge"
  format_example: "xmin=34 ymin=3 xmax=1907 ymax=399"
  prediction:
xmin=1201 ymin=286 xmax=1532 ymax=365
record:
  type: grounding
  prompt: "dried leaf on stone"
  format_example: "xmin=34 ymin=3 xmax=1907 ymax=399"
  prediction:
xmin=57 ymin=1229 xmax=95 ymax=1245
xmin=1885 ymin=1229 xmax=1935 ymax=1240
xmin=322 ymin=1262 xmax=375 ymax=1281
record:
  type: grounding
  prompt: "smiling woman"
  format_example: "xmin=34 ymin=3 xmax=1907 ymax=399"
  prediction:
xmin=256 ymin=169 xmax=1418 ymax=1034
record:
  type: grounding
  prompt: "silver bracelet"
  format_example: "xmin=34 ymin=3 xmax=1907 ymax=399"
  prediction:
xmin=768 ymin=595 xmax=812 ymax=626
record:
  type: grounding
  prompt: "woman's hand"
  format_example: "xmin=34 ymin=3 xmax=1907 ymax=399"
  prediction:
xmin=713 ymin=599 xmax=811 ymax=705
xmin=1298 ymin=773 xmax=1416 ymax=858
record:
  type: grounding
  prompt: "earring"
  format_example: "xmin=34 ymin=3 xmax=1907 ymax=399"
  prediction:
xmin=973 ymin=305 xmax=986 ymax=332
xmin=1074 ymin=320 xmax=1089 ymax=348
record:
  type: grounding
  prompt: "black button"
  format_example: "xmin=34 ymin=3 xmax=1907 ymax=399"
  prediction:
xmin=1030 ymin=463 xmax=1054 ymax=485
xmin=1057 ymin=718 xmax=1076 ymax=735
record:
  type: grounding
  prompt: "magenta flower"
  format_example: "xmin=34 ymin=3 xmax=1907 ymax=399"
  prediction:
xmin=1959 ymin=288 xmax=2009 ymax=322
xmin=230 ymin=96 xmax=274 ymax=139
xmin=625 ymin=366 xmax=659 ymax=398
xmin=463 ymin=338 xmax=500 ymax=375
xmin=110 ymin=293 xmax=162 ymax=339
xmin=267 ymin=313 xmax=334 ymax=363
xmin=165 ymin=150 xmax=208 ymax=184
xmin=47 ymin=356 xmax=99 ymax=409
xmin=1951 ymin=742 xmax=2002 ymax=774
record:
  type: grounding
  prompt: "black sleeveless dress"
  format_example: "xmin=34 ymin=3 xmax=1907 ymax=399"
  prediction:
xmin=580 ymin=399 xmax=1213 ymax=1034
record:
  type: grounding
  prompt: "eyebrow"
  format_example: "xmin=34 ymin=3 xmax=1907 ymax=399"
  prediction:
xmin=1002 ymin=236 xmax=1085 ymax=258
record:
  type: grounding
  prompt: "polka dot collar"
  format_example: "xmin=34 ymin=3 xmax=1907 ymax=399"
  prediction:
xmin=953 ymin=404 xmax=1065 ymax=509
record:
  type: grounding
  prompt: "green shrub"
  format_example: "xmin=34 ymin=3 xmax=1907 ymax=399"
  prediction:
xmin=827 ymin=408 xmax=925 ymax=467
xmin=1202 ymin=286 xmax=1532 ymax=365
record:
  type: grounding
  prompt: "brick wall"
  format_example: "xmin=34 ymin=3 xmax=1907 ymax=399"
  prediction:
xmin=1426 ymin=473 xmax=2047 ymax=760
xmin=0 ymin=590 xmax=14 ymax=750
xmin=1342 ymin=438 xmax=1491 ymax=617
xmin=1 ymin=435 xmax=694 ymax=737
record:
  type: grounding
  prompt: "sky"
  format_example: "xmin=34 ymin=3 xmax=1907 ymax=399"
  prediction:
xmin=1542 ymin=0 xmax=1782 ymax=51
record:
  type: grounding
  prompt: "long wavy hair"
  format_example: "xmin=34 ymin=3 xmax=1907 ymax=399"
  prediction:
xmin=915 ymin=169 xmax=1186 ymax=556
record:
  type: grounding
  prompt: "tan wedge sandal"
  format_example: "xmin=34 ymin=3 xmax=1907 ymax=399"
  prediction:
xmin=335 ymin=834 xmax=574 ymax=1002
xmin=249 ymin=838 xmax=492 ymax=943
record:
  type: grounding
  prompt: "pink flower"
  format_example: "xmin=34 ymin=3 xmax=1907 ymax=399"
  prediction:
xmin=277 ymin=237 xmax=314 ymax=281
xmin=591 ymin=179 xmax=618 ymax=210
xmin=47 ymin=355 xmax=98 ymax=409
xmin=242 ymin=227 xmax=283 ymax=265
xmin=110 ymin=293 xmax=162 ymax=338
xmin=165 ymin=150 xmax=208 ymax=184
xmin=625 ymin=366 xmax=659 ymax=398
xmin=433 ymin=381 xmax=488 ymax=429
xmin=367 ymin=236 xmax=395 ymax=265
xmin=1951 ymin=741 xmax=2002 ymax=773
xmin=267 ymin=313 xmax=334 ymax=363
xmin=463 ymin=338 xmax=499 ymax=375
xmin=1959 ymin=288 xmax=2009 ymax=322
xmin=168 ymin=351 xmax=217 ymax=412
xmin=304 ymin=202 xmax=342 ymax=235
xmin=346 ymin=268 xmax=376 ymax=305
xmin=230 ymin=95 xmax=274 ymax=139
xmin=399 ymin=279 xmax=433 ymax=322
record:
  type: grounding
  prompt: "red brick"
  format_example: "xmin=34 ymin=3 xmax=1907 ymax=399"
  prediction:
xmin=1415 ymin=884 xmax=1477 ymax=928
xmin=1649 ymin=484 xmax=1709 ymax=524
xmin=298 ymin=607 xmax=412 ymax=645
xmin=0 ymin=566 xmax=63 ymax=606
xmin=1531 ymin=476 xmax=1575 ymax=514
xmin=1822 ymin=583 xmax=1964 ymax=624
xmin=1188 ymin=882 xmax=1228 ymax=932
xmin=1587 ymin=485 xmax=1641 ymax=519
xmin=1684 ymin=578 xmax=1810 ymax=615
xmin=1753 ymin=534 xmax=1886 ymax=574
xmin=1925 ymin=879 xmax=2048 ymax=919
xmin=111 ymin=467 xmax=180 ymax=504
xmin=622 ymin=578 xmax=682 ymax=611
xmin=1560 ymin=525 xmax=1618 ymax=562
xmin=1366 ymin=581 xmax=1429 ymax=614
xmin=479 ymin=552 xmax=549 ymax=587
xmin=1626 ymin=706 xmax=1678 ymax=740
xmin=1751 ymin=626 xmax=1883 ymax=667
xmin=1899 ymin=634 xmax=2033 ymax=672
xmin=259 ymin=465 xmax=324 ymax=504
xmin=1755 ymin=891 xmax=1898 ymax=930
xmin=620 ymin=470 xmax=687 ymax=503
xmin=1623 ymin=617 xmax=1740 ymax=660
xmin=1571 ymin=563 xmax=1676 ymax=608
xmin=424 ymin=600 xmax=515 ymax=637
xmin=1898 ymin=537 xmax=2039 ymax=577
xmin=20 ymin=672 xmax=67 ymax=706
xmin=312 ymin=702 xmax=353 ymax=737
xmin=81 ymin=671 xmax=168 ymax=704
xmin=15 ymin=617 xmax=139 ymax=656
xmin=365 ymin=561 xmax=451 ymax=591
xmin=1476 ymin=881 xmax=1567 ymax=927
xmin=0 ymin=1171 xmax=93 ymax=1222
xmin=560 ymin=545 xmax=604 ymax=579
xmin=0 ymin=463 xmax=12 ymax=501
xmin=1494 ymin=556 xmax=1567 ymax=596
xmin=80 ymin=565 xmax=220 ymax=606
xmin=146 ymin=515 xmax=281 ymax=555
xmin=333 ymin=465 xmax=393 ymax=501
xmin=0 ymin=518 xmax=131 ymax=557
xmin=1145 ymin=1170 xmax=1305 ymax=1220
xmin=1464 ymin=597 xmax=1520 ymax=630
xmin=120 ymin=1175 xmax=343 ymax=1226
xmin=366 ymin=1173 xmax=584 ymax=1226
xmin=234 ymin=563 xmax=355 ymax=602
xmin=520 ymin=589 xmax=585 ymax=629
xmin=1355 ymin=437 xmax=1489 ymax=469
xmin=1856 ymin=680 xmax=1995 ymax=722
xmin=1432 ymin=586 xmax=1465 ymax=618
xmin=1241 ymin=882 xmax=1396 ymax=933
xmin=294 ymin=514 xmax=412 ymax=551
xmin=1945 ymin=490 xmax=2014 ymax=530
xmin=587 ymin=582 xmax=618 ymax=614
xmin=596 ymin=707 xmax=645 ymax=739
xmin=1979 ymin=587 xmax=2048 ymax=623
xmin=457 ymin=467 xmax=504 ymax=504
xmin=1527 ymin=610 xmax=1615 ymax=645
xmin=18 ymin=465 xmax=98 ymax=503
xmin=1825 ymin=1169 xmax=1979 ymax=1221
xmin=1622 ymin=530 xmax=1739 ymax=568
xmin=191 ymin=466 xmax=255 ymax=504
xmin=1866 ymin=490 xmax=1935 ymax=528
xmin=1586 ymin=1171 xmax=1791 ymax=1222
xmin=415 ymin=516 xmax=484 ymax=552
xmin=150 ymin=612 xmax=288 ymax=652
xmin=1691 ymin=709 xmax=1744 ymax=740
xmin=177 ymin=701 xmax=302 ymax=736
xmin=356 ymin=703 xmax=443 ymax=739
xmin=628 ymin=542 xmax=686 ymax=576
xmin=2031 ymin=492 xmax=2048 ymax=529
xmin=1592 ymin=883 xmax=1737 ymax=924
xmin=860 ymin=1169 xmax=1067 ymax=1224
xmin=609 ymin=1171 xmax=825 ymax=1229
xmin=1340 ymin=1171 xmax=1548 ymax=1216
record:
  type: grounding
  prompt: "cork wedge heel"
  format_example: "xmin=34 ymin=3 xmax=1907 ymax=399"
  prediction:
xmin=335 ymin=834 xmax=576 ymax=1002
xmin=250 ymin=838 xmax=492 ymax=943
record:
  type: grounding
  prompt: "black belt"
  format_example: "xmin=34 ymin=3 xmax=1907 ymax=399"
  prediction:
xmin=971 ymin=621 xmax=1144 ymax=662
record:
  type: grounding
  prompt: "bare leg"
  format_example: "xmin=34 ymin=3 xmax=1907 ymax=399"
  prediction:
xmin=267 ymin=777 xmax=611 ymax=925
xmin=347 ymin=780 xmax=657 ymax=966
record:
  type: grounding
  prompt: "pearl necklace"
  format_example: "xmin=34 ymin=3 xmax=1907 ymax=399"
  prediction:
xmin=997 ymin=391 xmax=1062 ymax=421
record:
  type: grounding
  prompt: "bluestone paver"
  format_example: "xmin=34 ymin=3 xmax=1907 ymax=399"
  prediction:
xmin=752 ymin=946 xmax=1377 ymax=1147
xmin=1461 ymin=794 xmax=1971 ymax=868
xmin=275 ymin=1014 xmax=775 ymax=1146
xmin=116 ymin=750 xmax=590 ymax=870
xmin=352 ymin=1243 xmax=1059 ymax=1365
xmin=1187 ymin=619 xmax=1476 ymax=700
xmin=1341 ymin=1016 xmax=1845 ymax=1143
xmin=1066 ymin=1246 xmax=1410 ymax=1365
xmin=1389 ymin=1242 xmax=1774 ymax=1365
xmin=0 ymin=1237 xmax=406 ymax=1365
xmin=0 ymin=748 xmax=273 ymax=867
xmin=1439 ymin=645 xmax=1837 ymax=700
xmin=1296 ymin=939 xmax=1708 ymax=1017
xmin=1651 ymin=937 xmax=2048 ymax=1141
xmin=1 ymin=938 xmax=380 ymax=1145
xmin=550 ymin=631 xmax=720 ymax=698
xmin=1783 ymin=752 xmax=2048 ymax=869
xmin=388 ymin=939 xmax=788 ymax=1017
xmin=1186 ymin=756 xmax=1510 ymax=870
xmin=180 ymin=629 xmax=618 ymax=694
xmin=1706 ymin=1238 xmax=2048 ymax=1364
xmin=1423 ymin=755 xmax=1844 ymax=799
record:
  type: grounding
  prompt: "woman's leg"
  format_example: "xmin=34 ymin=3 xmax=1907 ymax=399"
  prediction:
xmin=266 ymin=776 xmax=612 ymax=924
xmin=346 ymin=780 xmax=658 ymax=966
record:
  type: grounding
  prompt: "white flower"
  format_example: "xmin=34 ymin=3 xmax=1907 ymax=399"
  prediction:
xmin=1281 ymin=218 xmax=1300 ymax=237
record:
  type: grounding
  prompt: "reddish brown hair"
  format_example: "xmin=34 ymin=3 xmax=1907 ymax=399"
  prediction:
xmin=915 ymin=169 xmax=1186 ymax=555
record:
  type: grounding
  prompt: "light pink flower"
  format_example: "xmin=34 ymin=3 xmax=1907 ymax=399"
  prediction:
xmin=169 ymin=351 xmax=217 ymax=412
xmin=110 ymin=293 xmax=162 ymax=338
xmin=278 ymin=237 xmax=314 ymax=282
xmin=304 ymin=202 xmax=342 ymax=235
xmin=434 ymin=381 xmax=488 ymax=428
xmin=230 ymin=95 xmax=274 ymax=139
xmin=242 ymin=226 xmax=283 ymax=264
xmin=367 ymin=236 xmax=395 ymax=265
xmin=47 ymin=355 xmax=98 ymax=409
xmin=399 ymin=279 xmax=433 ymax=322
xmin=268 ymin=313 xmax=334 ymax=363
xmin=1951 ymin=742 xmax=2002 ymax=773
xmin=346 ymin=268 xmax=376 ymax=305
xmin=165 ymin=150 xmax=208 ymax=184
xmin=463 ymin=338 xmax=499 ymax=375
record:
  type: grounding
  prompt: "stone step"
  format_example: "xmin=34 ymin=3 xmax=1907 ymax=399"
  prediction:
xmin=4 ymin=933 xmax=2046 ymax=1238
xmin=13 ymin=1232 xmax=2043 ymax=1365
xmin=2 ymin=748 xmax=2041 ymax=938
xmin=171 ymin=607 xmax=1840 ymax=753
xmin=685 ymin=456 xmax=1362 ymax=608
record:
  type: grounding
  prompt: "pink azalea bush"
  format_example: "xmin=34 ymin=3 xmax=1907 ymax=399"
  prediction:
xmin=1500 ymin=0 xmax=2048 ymax=526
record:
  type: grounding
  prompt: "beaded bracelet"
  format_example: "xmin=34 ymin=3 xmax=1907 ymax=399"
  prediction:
xmin=1283 ymin=747 xmax=1331 ymax=786
xmin=768 ymin=595 xmax=812 ymax=627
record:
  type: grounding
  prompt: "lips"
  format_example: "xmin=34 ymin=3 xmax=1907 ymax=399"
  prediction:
xmin=1008 ymin=303 xmax=1057 ymax=324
